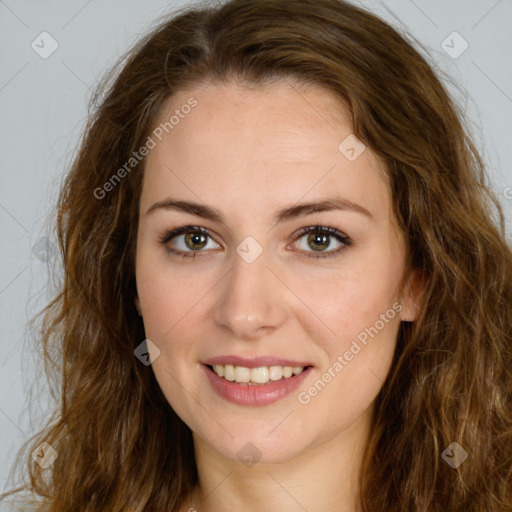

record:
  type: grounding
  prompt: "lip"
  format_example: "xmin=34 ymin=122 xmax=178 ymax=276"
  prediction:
xmin=202 ymin=363 xmax=313 ymax=406
xmin=203 ymin=355 xmax=313 ymax=368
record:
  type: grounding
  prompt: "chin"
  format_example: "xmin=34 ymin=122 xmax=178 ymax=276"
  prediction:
xmin=194 ymin=418 xmax=316 ymax=466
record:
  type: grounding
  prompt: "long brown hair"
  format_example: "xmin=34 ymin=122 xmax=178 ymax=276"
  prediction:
xmin=2 ymin=0 xmax=511 ymax=510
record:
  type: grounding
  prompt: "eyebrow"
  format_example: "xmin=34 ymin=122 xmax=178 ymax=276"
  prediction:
xmin=145 ymin=196 xmax=374 ymax=224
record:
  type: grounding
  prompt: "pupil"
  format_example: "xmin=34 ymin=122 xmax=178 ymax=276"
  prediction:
xmin=310 ymin=233 xmax=328 ymax=251
xmin=183 ymin=231 xmax=331 ymax=252
xmin=186 ymin=232 xmax=206 ymax=249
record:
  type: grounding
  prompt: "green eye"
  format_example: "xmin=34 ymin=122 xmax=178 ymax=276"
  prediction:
xmin=293 ymin=226 xmax=352 ymax=259
xmin=159 ymin=224 xmax=352 ymax=260
xmin=159 ymin=226 xmax=218 ymax=259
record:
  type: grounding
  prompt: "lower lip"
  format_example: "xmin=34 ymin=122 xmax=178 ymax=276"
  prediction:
xmin=202 ymin=364 xmax=313 ymax=406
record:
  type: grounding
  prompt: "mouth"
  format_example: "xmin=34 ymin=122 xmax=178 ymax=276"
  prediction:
xmin=205 ymin=363 xmax=310 ymax=385
xmin=201 ymin=360 xmax=313 ymax=406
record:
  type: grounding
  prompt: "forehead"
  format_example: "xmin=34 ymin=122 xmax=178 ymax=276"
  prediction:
xmin=141 ymin=80 xmax=391 ymax=223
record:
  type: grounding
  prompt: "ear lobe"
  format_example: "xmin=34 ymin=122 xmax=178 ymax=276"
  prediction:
xmin=134 ymin=296 xmax=142 ymax=316
xmin=400 ymin=268 xmax=427 ymax=322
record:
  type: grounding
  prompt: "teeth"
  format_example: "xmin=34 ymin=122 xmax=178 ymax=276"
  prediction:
xmin=224 ymin=364 xmax=235 ymax=381
xmin=251 ymin=366 xmax=269 ymax=383
xmin=234 ymin=366 xmax=250 ymax=382
xmin=269 ymin=366 xmax=283 ymax=381
xmin=211 ymin=364 xmax=306 ymax=384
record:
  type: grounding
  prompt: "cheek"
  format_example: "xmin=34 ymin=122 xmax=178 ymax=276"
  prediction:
xmin=135 ymin=246 xmax=209 ymax=341
xmin=290 ymin=251 xmax=403 ymax=348
xmin=288 ymin=251 xmax=403 ymax=417
xmin=296 ymin=282 xmax=401 ymax=430
xmin=135 ymin=254 xmax=203 ymax=418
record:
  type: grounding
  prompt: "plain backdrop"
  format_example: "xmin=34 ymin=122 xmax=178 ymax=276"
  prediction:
xmin=1 ymin=0 xmax=511 ymax=497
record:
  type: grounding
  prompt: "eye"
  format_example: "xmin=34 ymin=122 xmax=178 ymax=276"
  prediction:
xmin=158 ymin=225 xmax=220 ymax=259
xmin=158 ymin=224 xmax=352 ymax=260
xmin=291 ymin=225 xmax=352 ymax=259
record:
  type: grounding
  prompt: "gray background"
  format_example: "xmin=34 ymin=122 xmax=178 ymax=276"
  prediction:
xmin=1 ymin=0 xmax=511 ymax=495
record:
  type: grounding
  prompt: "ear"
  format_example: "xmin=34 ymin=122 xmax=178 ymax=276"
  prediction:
xmin=134 ymin=296 xmax=142 ymax=316
xmin=399 ymin=267 xmax=427 ymax=322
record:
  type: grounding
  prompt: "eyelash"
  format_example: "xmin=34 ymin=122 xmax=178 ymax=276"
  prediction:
xmin=158 ymin=224 xmax=352 ymax=260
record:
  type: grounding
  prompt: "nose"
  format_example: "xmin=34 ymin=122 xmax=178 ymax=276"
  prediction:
xmin=212 ymin=247 xmax=288 ymax=340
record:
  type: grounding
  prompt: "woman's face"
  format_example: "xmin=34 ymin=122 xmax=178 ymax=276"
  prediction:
xmin=135 ymin=80 xmax=421 ymax=464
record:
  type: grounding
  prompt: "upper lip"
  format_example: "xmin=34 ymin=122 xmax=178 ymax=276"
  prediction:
xmin=203 ymin=355 xmax=312 ymax=368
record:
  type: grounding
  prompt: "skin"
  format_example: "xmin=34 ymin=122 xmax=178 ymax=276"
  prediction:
xmin=134 ymin=79 xmax=423 ymax=512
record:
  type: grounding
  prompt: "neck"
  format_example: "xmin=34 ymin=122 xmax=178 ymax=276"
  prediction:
xmin=184 ymin=405 xmax=373 ymax=512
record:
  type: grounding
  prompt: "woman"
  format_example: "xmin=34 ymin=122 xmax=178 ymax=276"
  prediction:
xmin=2 ymin=0 xmax=511 ymax=510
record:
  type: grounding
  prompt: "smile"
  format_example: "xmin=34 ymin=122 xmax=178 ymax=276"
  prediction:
xmin=202 ymin=361 xmax=313 ymax=406
xmin=210 ymin=364 xmax=305 ymax=384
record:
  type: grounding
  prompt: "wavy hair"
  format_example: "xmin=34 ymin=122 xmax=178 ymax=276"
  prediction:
xmin=2 ymin=0 xmax=511 ymax=510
